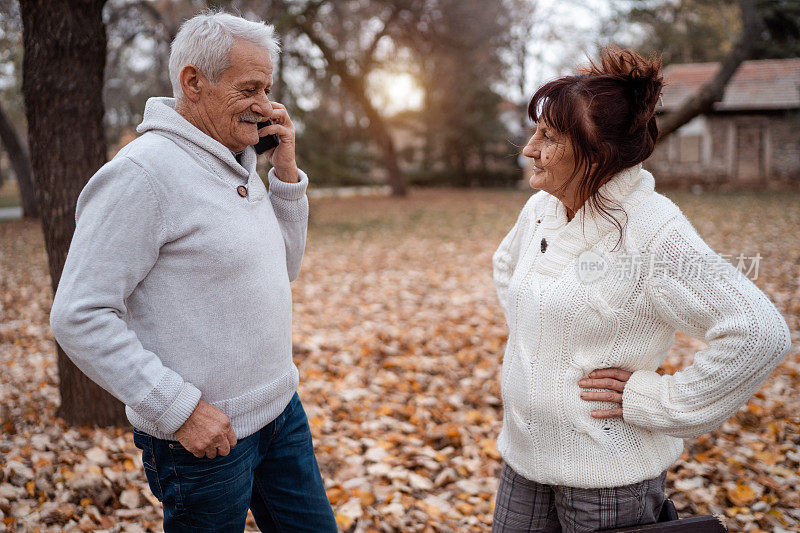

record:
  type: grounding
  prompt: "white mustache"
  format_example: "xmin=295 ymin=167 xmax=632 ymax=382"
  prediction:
xmin=239 ymin=113 xmax=265 ymax=123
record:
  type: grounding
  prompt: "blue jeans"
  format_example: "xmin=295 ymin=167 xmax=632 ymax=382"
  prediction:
xmin=133 ymin=393 xmax=337 ymax=532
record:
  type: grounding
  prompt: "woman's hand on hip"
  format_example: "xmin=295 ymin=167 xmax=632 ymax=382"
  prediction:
xmin=578 ymin=368 xmax=632 ymax=419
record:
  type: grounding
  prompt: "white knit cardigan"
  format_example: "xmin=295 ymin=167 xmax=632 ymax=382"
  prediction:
xmin=493 ymin=164 xmax=791 ymax=488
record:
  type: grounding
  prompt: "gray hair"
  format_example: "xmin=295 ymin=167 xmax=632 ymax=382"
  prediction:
xmin=168 ymin=11 xmax=280 ymax=100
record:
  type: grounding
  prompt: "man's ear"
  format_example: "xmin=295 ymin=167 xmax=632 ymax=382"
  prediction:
xmin=179 ymin=64 xmax=204 ymax=103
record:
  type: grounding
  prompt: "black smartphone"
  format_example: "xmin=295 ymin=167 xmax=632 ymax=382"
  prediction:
xmin=254 ymin=120 xmax=280 ymax=154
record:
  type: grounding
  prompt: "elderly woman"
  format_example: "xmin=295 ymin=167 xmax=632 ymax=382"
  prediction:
xmin=491 ymin=47 xmax=791 ymax=532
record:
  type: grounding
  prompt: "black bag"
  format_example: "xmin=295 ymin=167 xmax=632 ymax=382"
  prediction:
xmin=602 ymin=498 xmax=727 ymax=532
xmin=658 ymin=498 xmax=680 ymax=522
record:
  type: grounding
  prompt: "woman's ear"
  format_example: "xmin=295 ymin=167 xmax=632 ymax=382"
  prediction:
xmin=179 ymin=64 xmax=204 ymax=103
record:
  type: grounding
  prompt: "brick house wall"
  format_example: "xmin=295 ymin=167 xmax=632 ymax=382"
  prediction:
xmin=645 ymin=111 xmax=800 ymax=189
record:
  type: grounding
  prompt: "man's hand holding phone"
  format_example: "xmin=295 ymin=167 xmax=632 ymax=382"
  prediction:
xmin=256 ymin=102 xmax=298 ymax=183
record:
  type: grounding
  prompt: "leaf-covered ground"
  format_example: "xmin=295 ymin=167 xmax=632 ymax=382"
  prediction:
xmin=0 ymin=188 xmax=798 ymax=532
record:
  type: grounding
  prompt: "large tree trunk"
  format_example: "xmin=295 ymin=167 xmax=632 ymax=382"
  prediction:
xmin=658 ymin=0 xmax=760 ymax=139
xmin=0 ymin=101 xmax=38 ymax=217
xmin=20 ymin=0 xmax=126 ymax=426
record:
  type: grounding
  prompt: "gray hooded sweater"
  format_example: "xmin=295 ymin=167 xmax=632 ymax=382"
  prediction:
xmin=50 ymin=97 xmax=308 ymax=440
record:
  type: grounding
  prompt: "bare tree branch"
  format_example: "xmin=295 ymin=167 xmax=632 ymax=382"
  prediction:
xmin=658 ymin=0 xmax=761 ymax=140
xmin=361 ymin=6 xmax=400 ymax=71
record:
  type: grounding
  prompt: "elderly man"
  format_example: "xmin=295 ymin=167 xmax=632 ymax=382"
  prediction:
xmin=49 ymin=11 xmax=337 ymax=532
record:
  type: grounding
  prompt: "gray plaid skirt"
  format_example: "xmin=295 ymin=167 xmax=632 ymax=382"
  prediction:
xmin=492 ymin=462 xmax=667 ymax=533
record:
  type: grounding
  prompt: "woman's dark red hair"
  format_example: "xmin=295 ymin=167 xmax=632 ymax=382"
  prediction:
xmin=528 ymin=46 xmax=663 ymax=249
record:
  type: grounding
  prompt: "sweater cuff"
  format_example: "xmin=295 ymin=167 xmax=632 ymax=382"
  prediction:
xmin=622 ymin=370 xmax=663 ymax=428
xmin=154 ymin=382 xmax=202 ymax=434
xmin=268 ymin=167 xmax=308 ymax=200
xmin=133 ymin=370 xmax=202 ymax=435
xmin=268 ymin=168 xmax=309 ymax=222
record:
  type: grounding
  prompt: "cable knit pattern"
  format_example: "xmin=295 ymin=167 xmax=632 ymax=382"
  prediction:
xmin=50 ymin=97 xmax=308 ymax=441
xmin=493 ymin=164 xmax=792 ymax=488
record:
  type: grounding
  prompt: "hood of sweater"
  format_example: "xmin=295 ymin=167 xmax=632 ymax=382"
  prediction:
xmin=535 ymin=163 xmax=655 ymax=277
xmin=136 ymin=97 xmax=259 ymax=186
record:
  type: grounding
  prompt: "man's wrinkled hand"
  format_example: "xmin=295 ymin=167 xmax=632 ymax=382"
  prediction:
xmin=174 ymin=400 xmax=237 ymax=458
xmin=258 ymin=101 xmax=298 ymax=183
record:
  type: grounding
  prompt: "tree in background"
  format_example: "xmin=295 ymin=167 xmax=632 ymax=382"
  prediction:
xmin=409 ymin=0 xmax=517 ymax=187
xmin=0 ymin=102 xmax=35 ymax=217
xmin=0 ymin=0 xmax=36 ymax=217
xmin=20 ymin=0 xmax=127 ymax=426
xmin=286 ymin=1 xmax=412 ymax=195
xmin=623 ymin=0 xmax=800 ymax=63
xmin=102 ymin=0 xmax=200 ymax=144
xmin=623 ymin=0 xmax=742 ymax=64
xmin=751 ymin=0 xmax=800 ymax=59
xmin=617 ymin=0 xmax=798 ymax=139
xmin=503 ymin=0 xmax=542 ymax=135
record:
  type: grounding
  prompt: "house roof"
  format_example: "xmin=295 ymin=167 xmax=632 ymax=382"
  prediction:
xmin=660 ymin=58 xmax=800 ymax=112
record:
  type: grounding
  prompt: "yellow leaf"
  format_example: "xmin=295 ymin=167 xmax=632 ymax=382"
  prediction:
xmin=423 ymin=502 xmax=442 ymax=517
xmin=725 ymin=506 xmax=745 ymax=518
xmin=465 ymin=410 xmax=482 ymax=424
xmin=455 ymin=502 xmax=474 ymax=515
xmin=353 ymin=489 xmax=375 ymax=506
xmin=444 ymin=425 xmax=460 ymax=438
xmin=480 ymin=438 xmax=501 ymax=460
xmin=326 ymin=487 xmax=347 ymax=505
xmin=727 ymin=483 xmax=756 ymax=506
xmin=754 ymin=450 xmax=783 ymax=466
xmin=335 ymin=514 xmax=354 ymax=530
